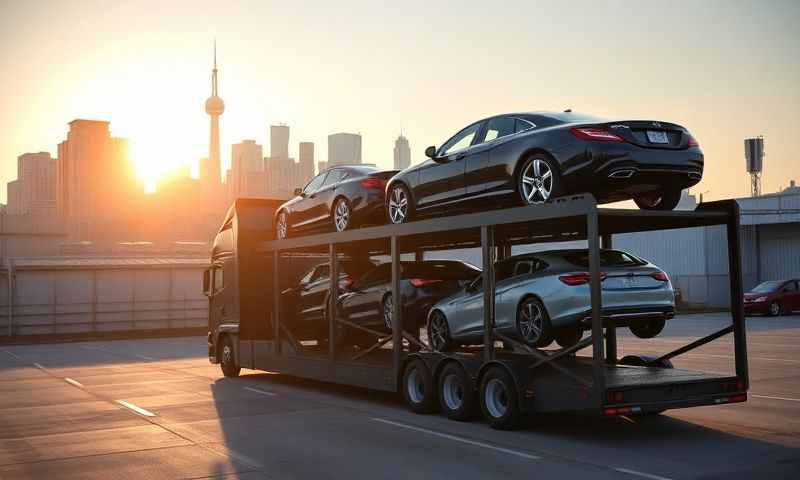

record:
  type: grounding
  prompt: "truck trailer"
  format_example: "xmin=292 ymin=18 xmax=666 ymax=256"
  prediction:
xmin=204 ymin=194 xmax=748 ymax=429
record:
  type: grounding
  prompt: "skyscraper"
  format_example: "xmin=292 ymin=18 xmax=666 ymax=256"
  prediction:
xmin=230 ymin=139 xmax=266 ymax=200
xmin=6 ymin=152 xmax=57 ymax=216
xmin=56 ymin=120 xmax=140 ymax=240
xmin=205 ymin=41 xmax=224 ymax=184
xmin=298 ymin=142 xmax=315 ymax=183
xmin=270 ymin=124 xmax=290 ymax=159
xmin=393 ymin=134 xmax=410 ymax=170
xmin=328 ymin=133 xmax=362 ymax=167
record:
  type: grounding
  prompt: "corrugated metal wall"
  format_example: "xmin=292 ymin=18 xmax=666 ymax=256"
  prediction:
xmin=759 ymin=223 xmax=800 ymax=281
xmin=0 ymin=266 xmax=207 ymax=336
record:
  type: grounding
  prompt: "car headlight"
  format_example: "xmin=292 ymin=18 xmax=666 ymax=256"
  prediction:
xmin=754 ymin=296 xmax=767 ymax=302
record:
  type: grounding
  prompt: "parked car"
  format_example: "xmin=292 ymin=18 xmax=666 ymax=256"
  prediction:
xmin=426 ymin=249 xmax=675 ymax=351
xmin=334 ymin=260 xmax=481 ymax=341
xmin=275 ymin=165 xmax=399 ymax=239
xmin=281 ymin=259 xmax=377 ymax=340
xmin=386 ymin=111 xmax=703 ymax=225
xmin=744 ymin=279 xmax=800 ymax=316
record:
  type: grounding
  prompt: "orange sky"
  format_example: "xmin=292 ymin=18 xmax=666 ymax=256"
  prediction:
xmin=1 ymin=0 xmax=798 ymax=202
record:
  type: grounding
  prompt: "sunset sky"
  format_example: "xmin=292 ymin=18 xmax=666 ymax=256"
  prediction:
xmin=1 ymin=0 xmax=798 ymax=202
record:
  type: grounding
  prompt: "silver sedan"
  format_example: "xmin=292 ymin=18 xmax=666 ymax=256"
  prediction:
xmin=426 ymin=249 xmax=675 ymax=351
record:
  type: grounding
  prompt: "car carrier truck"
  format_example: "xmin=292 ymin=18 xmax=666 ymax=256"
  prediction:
xmin=204 ymin=194 xmax=748 ymax=429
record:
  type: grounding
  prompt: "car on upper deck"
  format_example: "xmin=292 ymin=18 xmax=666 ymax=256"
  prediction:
xmin=386 ymin=111 xmax=703 ymax=224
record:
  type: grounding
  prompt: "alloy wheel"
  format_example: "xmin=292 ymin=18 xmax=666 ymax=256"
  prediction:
xmin=334 ymin=199 xmax=350 ymax=232
xmin=388 ymin=186 xmax=409 ymax=224
xmin=521 ymin=158 xmax=554 ymax=204
xmin=770 ymin=301 xmax=781 ymax=316
xmin=428 ymin=312 xmax=449 ymax=351
xmin=383 ymin=295 xmax=394 ymax=330
xmin=277 ymin=212 xmax=288 ymax=239
xmin=518 ymin=300 xmax=543 ymax=343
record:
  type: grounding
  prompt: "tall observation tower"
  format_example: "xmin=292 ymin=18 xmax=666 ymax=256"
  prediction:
xmin=205 ymin=41 xmax=224 ymax=183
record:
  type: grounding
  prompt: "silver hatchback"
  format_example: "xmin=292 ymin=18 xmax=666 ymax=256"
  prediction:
xmin=426 ymin=249 xmax=675 ymax=351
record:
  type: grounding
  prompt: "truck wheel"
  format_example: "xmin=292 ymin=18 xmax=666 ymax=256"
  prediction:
xmin=438 ymin=363 xmax=477 ymax=421
xmin=402 ymin=359 xmax=437 ymax=414
xmin=479 ymin=366 xmax=522 ymax=430
xmin=555 ymin=327 xmax=582 ymax=349
xmin=629 ymin=318 xmax=666 ymax=339
xmin=220 ymin=335 xmax=240 ymax=378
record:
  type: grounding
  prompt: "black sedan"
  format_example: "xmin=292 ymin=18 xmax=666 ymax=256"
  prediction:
xmin=386 ymin=111 xmax=703 ymax=224
xmin=276 ymin=165 xmax=398 ymax=239
xmin=334 ymin=260 xmax=480 ymax=342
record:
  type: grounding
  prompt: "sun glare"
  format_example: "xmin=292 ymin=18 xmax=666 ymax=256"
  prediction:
xmin=131 ymin=135 xmax=199 ymax=193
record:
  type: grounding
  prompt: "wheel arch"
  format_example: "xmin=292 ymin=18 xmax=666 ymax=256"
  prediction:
xmin=513 ymin=147 xmax=563 ymax=181
xmin=386 ymin=179 xmax=416 ymax=212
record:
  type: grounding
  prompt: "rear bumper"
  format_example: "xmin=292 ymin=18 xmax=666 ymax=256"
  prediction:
xmin=577 ymin=305 xmax=675 ymax=329
xmin=604 ymin=391 xmax=747 ymax=416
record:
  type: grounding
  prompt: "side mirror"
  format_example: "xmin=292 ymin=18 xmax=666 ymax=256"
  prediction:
xmin=293 ymin=188 xmax=303 ymax=197
xmin=203 ymin=269 xmax=212 ymax=297
xmin=424 ymin=146 xmax=437 ymax=159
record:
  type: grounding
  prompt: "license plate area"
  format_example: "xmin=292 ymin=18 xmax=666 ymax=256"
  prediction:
xmin=646 ymin=130 xmax=669 ymax=144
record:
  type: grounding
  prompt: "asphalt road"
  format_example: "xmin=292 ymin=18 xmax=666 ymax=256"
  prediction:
xmin=1 ymin=313 xmax=798 ymax=479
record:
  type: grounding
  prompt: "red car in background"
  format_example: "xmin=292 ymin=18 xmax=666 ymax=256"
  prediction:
xmin=744 ymin=279 xmax=800 ymax=316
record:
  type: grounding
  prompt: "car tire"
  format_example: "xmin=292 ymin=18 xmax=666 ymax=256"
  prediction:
xmin=516 ymin=297 xmax=553 ymax=348
xmin=276 ymin=210 xmax=290 ymax=239
xmin=438 ymin=362 xmax=478 ymax=421
xmin=402 ymin=358 xmax=437 ymax=414
xmin=517 ymin=154 xmax=563 ymax=205
xmin=219 ymin=335 xmax=240 ymax=378
xmin=332 ymin=197 xmax=352 ymax=232
xmin=427 ymin=310 xmax=453 ymax=352
xmin=388 ymin=183 xmax=413 ymax=224
xmin=555 ymin=327 xmax=583 ymax=349
xmin=634 ymin=188 xmax=681 ymax=211
xmin=769 ymin=301 xmax=781 ymax=317
xmin=479 ymin=366 xmax=522 ymax=430
xmin=629 ymin=318 xmax=666 ymax=339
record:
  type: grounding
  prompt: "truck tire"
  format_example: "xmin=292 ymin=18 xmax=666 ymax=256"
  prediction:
xmin=479 ymin=366 xmax=522 ymax=430
xmin=629 ymin=317 xmax=666 ymax=339
xmin=220 ymin=335 xmax=240 ymax=378
xmin=402 ymin=359 xmax=437 ymax=414
xmin=438 ymin=362 xmax=477 ymax=421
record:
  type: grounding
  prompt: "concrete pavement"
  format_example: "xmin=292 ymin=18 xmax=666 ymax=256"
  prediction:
xmin=1 ymin=313 xmax=798 ymax=479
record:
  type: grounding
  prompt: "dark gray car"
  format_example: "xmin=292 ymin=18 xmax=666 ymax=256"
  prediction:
xmin=426 ymin=249 xmax=675 ymax=351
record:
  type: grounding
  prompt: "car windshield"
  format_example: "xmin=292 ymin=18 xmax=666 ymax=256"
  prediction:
xmin=751 ymin=281 xmax=783 ymax=293
xmin=558 ymin=250 xmax=644 ymax=268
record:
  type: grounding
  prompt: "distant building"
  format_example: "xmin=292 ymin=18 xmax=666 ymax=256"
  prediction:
xmin=229 ymin=140 xmax=266 ymax=200
xmin=5 ymin=152 xmax=57 ymax=216
xmin=393 ymin=134 xmax=410 ymax=170
xmin=57 ymin=119 xmax=141 ymax=241
xmin=270 ymin=124 xmax=290 ymax=159
xmin=298 ymin=142 xmax=315 ymax=184
xmin=317 ymin=161 xmax=328 ymax=174
xmin=782 ymin=179 xmax=799 ymax=194
xmin=328 ymin=133 xmax=362 ymax=167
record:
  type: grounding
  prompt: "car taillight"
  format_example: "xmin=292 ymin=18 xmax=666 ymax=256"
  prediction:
xmin=570 ymin=127 xmax=624 ymax=142
xmin=410 ymin=278 xmax=443 ymax=288
xmin=687 ymin=135 xmax=700 ymax=148
xmin=651 ymin=271 xmax=669 ymax=282
xmin=558 ymin=272 xmax=607 ymax=286
xmin=339 ymin=276 xmax=353 ymax=290
xmin=361 ymin=177 xmax=385 ymax=189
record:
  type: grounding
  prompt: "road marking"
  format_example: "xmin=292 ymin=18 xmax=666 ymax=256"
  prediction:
xmin=244 ymin=386 xmax=277 ymax=396
xmin=33 ymin=362 xmax=48 ymax=371
xmin=613 ymin=467 xmax=674 ymax=480
xmin=117 ymin=400 xmax=156 ymax=417
xmin=135 ymin=354 xmax=156 ymax=361
xmin=371 ymin=417 xmax=540 ymax=460
xmin=2 ymin=349 xmax=23 ymax=361
xmin=64 ymin=377 xmax=83 ymax=388
xmin=751 ymin=394 xmax=800 ymax=403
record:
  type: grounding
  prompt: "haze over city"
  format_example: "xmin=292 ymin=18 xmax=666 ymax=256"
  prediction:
xmin=1 ymin=0 xmax=798 ymax=202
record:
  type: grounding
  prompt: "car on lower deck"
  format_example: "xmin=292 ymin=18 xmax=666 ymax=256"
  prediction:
xmin=275 ymin=165 xmax=398 ymax=239
xmin=426 ymin=249 xmax=675 ymax=352
xmin=744 ymin=279 xmax=800 ymax=316
xmin=334 ymin=260 xmax=480 ymax=343
xmin=385 ymin=111 xmax=702 ymax=225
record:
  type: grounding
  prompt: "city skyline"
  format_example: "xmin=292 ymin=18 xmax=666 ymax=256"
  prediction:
xmin=1 ymin=1 xmax=799 ymax=204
